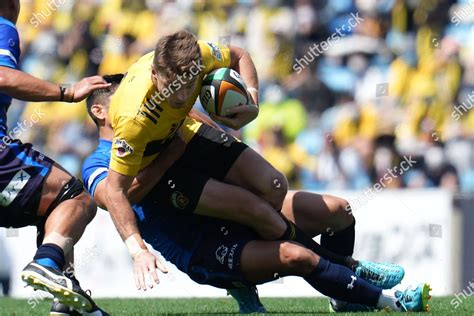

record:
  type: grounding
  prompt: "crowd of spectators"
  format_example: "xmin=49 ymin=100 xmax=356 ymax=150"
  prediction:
xmin=9 ymin=0 xmax=474 ymax=192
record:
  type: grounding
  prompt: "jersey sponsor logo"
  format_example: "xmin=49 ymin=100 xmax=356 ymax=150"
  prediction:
xmin=215 ymin=245 xmax=228 ymax=265
xmin=170 ymin=190 xmax=189 ymax=210
xmin=113 ymin=138 xmax=134 ymax=158
xmin=0 ymin=169 xmax=31 ymax=207
xmin=207 ymin=42 xmax=223 ymax=61
xmin=142 ymin=97 xmax=164 ymax=124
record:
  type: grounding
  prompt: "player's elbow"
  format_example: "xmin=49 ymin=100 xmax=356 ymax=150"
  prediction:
xmin=0 ymin=67 xmax=15 ymax=90
xmin=239 ymin=49 xmax=252 ymax=64
xmin=0 ymin=69 xmax=8 ymax=90
xmin=230 ymin=46 xmax=251 ymax=67
xmin=230 ymin=45 xmax=246 ymax=56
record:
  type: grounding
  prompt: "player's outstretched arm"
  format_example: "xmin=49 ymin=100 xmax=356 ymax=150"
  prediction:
xmin=0 ymin=66 xmax=110 ymax=102
xmin=210 ymin=46 xmax=259 ymax=130
xmin=105 ymin=170 xmax=168 ymax=290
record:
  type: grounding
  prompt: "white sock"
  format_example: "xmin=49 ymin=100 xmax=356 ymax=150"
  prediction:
xmin=377 ymin=289 xmax=401 ymax=311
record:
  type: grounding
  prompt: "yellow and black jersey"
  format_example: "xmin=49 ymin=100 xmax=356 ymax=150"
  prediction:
xmin=109 ymin=40 xmax=231 ymax=176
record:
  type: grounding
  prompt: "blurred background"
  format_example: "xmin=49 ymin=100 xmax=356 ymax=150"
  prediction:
xmin=8 ymin=0 xmax=474 ymax=193
xmin=1 ymin=0 xmax=474 ymax=299
xmin=6 ymin=0 xmax=473 ymax=193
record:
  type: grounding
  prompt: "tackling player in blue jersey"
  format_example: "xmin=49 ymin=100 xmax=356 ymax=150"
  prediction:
xmin=0 ymin=1 xmax=110 ymax=314
xmin=80 ymin=74 xmax=432 ymax=313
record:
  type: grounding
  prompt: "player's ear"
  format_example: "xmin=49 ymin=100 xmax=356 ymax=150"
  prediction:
xmin=151 ymin=66 xmax=158 ymax=85
xmin=91 ymin=104 xmax=106 ymax=121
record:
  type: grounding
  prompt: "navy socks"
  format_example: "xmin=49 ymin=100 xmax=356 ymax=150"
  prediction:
xmin=304 ymin=257 xmax=381 ymax=306
xmin=321 ymin=220 xmax=355 ymax=257
xmin=280 ymin=219 xmax=356 ymax=269
xmin=34 ymin=243 xmax=65 ymax=270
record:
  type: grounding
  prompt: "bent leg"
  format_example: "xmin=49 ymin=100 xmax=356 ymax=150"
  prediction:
xmin=42 ymin=191 xmax=96 ymax=253
xmin=224 ymin=148 xmax=288 ymax=210
xmin=240 ymin=241 xmax=381 ymax=307
xmin=195 ymin=179 xmax=287 ymax=240
xmin=196 ymin=180 xmax=355 ymax=267
xmin=240 ymin=241 xmax=319 ymax=284
xmin=283 ymin=191 xmax=356 ymax=257
xmin=282 ymin=191 xmax=354 ymax=237
xmin=39 ymin=164 xmax=97 ymax=255
xmin=183 ymin=125 xmax=288 ymax=210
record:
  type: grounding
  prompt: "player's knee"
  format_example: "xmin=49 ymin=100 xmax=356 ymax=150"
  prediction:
xmin=279 ymin=242 xmax=317 ymax=275
xmin=265 ymin=171 xmax=288 ymax=210
xmin=333 ymin=199 xmax=354 ymax=231
xmin=325 ymin=196 xmax=354 ymax=232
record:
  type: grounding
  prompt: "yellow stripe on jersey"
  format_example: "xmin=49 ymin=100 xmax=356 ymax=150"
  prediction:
xmin=109 ymin=40 xmax=231 ymax=176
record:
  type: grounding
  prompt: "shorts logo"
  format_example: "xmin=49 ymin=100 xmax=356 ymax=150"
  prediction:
xmin=228 ymin=243 xmax=238 ymax=270
xmin=215 ymin=245 xmax=228 ymax=265
xmin=171 ymin=191 xmax=189 ymax=210
xmin=113 ymin=138 xmax=134 ymax=158
xmin=0 ymin=169 xmax=31 ymax=207
xmin=347 ymin=275 xmax=357 ymax=290
xmin=207 ymin=42 xmax=222 ymax=61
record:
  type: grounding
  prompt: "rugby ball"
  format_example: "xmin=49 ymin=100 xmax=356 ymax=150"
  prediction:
xmin=199 ymin=68 xmax=249 ymax=116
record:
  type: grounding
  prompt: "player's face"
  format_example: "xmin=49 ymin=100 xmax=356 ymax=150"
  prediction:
xmin=156 ymin=76 xmax=199 ymax=109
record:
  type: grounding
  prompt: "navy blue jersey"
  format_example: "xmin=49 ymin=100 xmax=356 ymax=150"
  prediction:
xmin=82 ymin=139 xmax=206 ymax=273
xmin=82 ymin=138 xmax=257 ymax=287
xmin=0 ymin=16 xmax=21 ymax=134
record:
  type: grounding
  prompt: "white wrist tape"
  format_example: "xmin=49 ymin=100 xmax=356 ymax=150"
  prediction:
xmin=125 ymin=234 xmax=147 ymax=257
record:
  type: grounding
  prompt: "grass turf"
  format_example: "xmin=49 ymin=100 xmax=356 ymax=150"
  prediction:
xmin=0 ymin=297 xmax=473 ymax=315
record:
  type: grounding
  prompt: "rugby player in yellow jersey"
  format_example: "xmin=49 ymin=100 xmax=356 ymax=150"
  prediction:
xmin=82 ymin=75 xmax=426 ymax=314
xmin=105 ymin=30 xmax=361 ymax=289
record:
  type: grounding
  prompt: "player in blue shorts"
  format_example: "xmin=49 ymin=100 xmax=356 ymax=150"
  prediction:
xmin=0 ymin=1 xmax=110 ymax=314
xmin=79 ymin=74 xmax=431 ymax=313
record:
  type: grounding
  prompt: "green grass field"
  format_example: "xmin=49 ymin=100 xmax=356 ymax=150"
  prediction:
xmin=1 ymin=297 xmax=474 ymax=315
